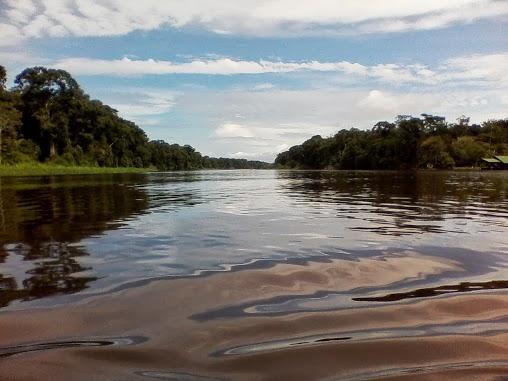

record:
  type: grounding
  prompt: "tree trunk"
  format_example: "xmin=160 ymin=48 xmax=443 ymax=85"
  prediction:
xmin=49 ymin=141 xmax=56 ymax=159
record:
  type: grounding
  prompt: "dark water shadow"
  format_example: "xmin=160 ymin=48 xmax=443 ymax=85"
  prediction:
xmin=135 ymin=370 xmax=225 ymax=381
xmin=353 ymin=280 xmax=508 ymax=302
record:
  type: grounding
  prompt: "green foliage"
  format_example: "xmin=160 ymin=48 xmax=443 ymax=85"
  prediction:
xmin=0 ymin=65 xmax=270 ymax=171
xmin=148 ymin=140 xmax=203 ymax=171
xmin=481 ymin=119 xmax=508 ymax=156
xmin=276 ymin=115 xmax=508 ymax=170
xmin=0 ymin=65 xmax=6 ymax=90
xmin=202 ymin=157 xmax=271 ymax=169
xmin=14 ymin=67 xmax=84 ymax=159
xmin=0 ymin=65 xmax=22 ymax=164
xmin=0 ymin=163 xmax=147 ymax=177
xmin=419 ymin=136 xmax=454 ymax=169
xmin=451 ymin=136 xmax=488 ymax=167
xmin=6 ymin=139 xmax=41 ymax=164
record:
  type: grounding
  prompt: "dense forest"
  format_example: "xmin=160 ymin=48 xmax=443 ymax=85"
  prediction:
xmin=0 ymin=65 xmax=270 ymax=170
xmin=276 ymin=115 xmax=508 ymax=169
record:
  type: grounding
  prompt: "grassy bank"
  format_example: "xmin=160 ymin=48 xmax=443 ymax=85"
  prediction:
xmin=0 ymin=163 xmax=150 ymax=177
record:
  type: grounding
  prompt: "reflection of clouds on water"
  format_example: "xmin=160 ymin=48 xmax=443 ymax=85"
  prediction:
xmin=278 ymin=170 xmax=508 ymax=237
xmin=190 ymin=246 xmax=508 ymax=320
xmin=0 ymin=170 xmax=507 ymax=309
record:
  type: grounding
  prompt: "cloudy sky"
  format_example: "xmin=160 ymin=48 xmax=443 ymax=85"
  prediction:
xmin=1 ymin=0 xmax=507 ymax=161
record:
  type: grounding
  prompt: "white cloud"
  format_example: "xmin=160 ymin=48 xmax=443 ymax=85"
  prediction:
xmin=358 ymin=90 xmax=400 ymax=112
xmin=214 ymin=123 xmax=255 ymax=138
xmin=0 ymin=50 xmax=36 ymax=67
xmin=0 ymin=22 xmax=23 ymax=47
xmin=0 ymin=0 xmax=507 ymax=46
xmin=52 ymin=56 xmax=377 ymax=77
xmin=111 ymin=96 xmax=175 ymax=117
xmin=227 ymin=143 xmax=291 ymax=162
xmin=54 ymin=57 xmax=269 ymax=76
xmin=358 ymin=0 xmax=508 ymax=33
xmin=84 ymin=88 xmax=178 ymax=133
xmin=50 ymin=53 xmax=508 ymax=89
xmin=0 ymin=49 xmax=48 ymax=84
xmin=441 ymin=53 xmax=508 ymax=85
xmin=230 ymin=151 xmax=264 ymax=159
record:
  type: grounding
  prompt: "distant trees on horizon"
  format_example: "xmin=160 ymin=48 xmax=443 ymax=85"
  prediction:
xmin=275 ymin=114 xmax=507 ymax=170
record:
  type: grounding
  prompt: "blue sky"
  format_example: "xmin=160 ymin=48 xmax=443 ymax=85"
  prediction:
xmin=1 ymin=1 xmax=507 ymax=161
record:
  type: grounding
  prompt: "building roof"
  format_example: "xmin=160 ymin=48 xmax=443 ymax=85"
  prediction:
xmin=494 ymin=156 xmax=508 ymax=164
xmin=482 ymin=158 xmax=501 ymax=163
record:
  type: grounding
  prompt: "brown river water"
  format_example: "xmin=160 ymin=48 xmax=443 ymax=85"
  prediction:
xmin=0 ymin=170 xmax=507 ymax=380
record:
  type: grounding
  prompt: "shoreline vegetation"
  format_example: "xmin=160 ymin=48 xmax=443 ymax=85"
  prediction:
xmin=275 ymin=115 xmax=507 ymax=170
xmin=0 ymin=163 xmax=499 ymax=178
xmin=0 ymin=163 xmax=150 ymax=177
xmin=1 ymin=65 xmax=506 ymax=175
xmin=0 ymin=164 xmax=496 ymax=178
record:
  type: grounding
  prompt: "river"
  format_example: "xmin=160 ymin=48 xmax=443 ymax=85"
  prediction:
xmin=0 ymin=170 xmax=507 ymax=380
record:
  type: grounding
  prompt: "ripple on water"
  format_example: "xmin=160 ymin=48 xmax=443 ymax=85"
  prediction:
xmin=0 ymin=336 xmax=148 ymax=358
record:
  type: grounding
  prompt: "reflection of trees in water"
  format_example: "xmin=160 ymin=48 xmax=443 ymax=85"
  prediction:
xmin=146 ymin=172 xmax=205 ymax=211
xmin=0 ymin=243 xmax=93 ymax=307
xmin=0 ymin=174 xmax=150 ymax=308
xmin=278 ymin=171 xmax=508 ymax=235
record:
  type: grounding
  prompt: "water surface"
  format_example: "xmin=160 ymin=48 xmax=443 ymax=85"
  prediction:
xmin=0 ymin=170 xmax=507 ymax=380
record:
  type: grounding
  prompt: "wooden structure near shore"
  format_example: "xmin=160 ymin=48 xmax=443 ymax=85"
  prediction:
xmin=481 ymin=156 xmax=508 ymax=170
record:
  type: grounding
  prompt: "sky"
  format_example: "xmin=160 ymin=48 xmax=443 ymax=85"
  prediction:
xmin=0 ymin=1 xmax=507 ymax=162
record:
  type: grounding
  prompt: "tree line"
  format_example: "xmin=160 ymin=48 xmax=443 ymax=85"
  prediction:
xmin=275 ymin=115 xmax=508 ymax=169
xmin=0 ymin=65 xmax=270 ymax=170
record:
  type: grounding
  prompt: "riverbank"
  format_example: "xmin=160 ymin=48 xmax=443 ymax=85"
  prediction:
xmin=0 ymin=163 xmax=150 ymax=177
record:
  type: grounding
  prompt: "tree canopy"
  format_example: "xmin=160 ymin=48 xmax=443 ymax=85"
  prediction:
xmin=276 ymin=115 xmax=508 ymax=170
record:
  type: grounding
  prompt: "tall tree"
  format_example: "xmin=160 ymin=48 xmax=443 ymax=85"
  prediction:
xmin=0 ymin=66 xmax=6 ymax=90
xmin=0 ymin=65 xmax=22 ymax=164
xmin=14 ymin=67 xmax=84 ymax=159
